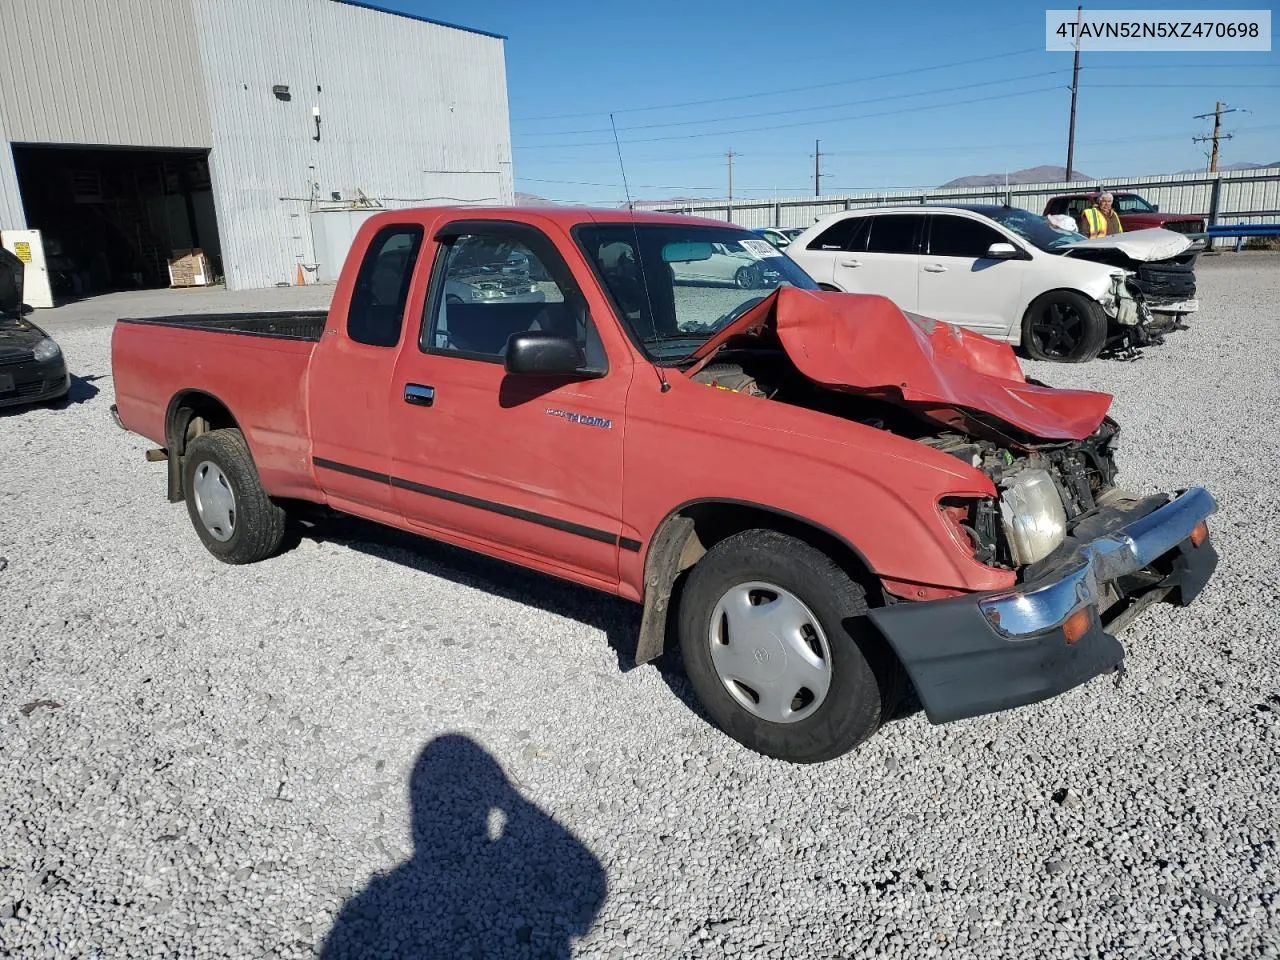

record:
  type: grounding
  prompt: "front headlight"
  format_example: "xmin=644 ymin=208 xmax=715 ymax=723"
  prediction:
xmin=32 ymin=337 xmax=61 ymax=362
xmin=999 ymin=468 xmax=1067 ymax=566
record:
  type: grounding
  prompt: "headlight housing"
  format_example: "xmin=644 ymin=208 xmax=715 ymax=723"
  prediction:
xmin=999 ymin=468 xmax=1067 ymax=566
xmin=32 ymin=337 xmax=61 ymax=362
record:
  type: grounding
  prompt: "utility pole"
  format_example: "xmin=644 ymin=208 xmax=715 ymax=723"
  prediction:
xmin=1065 ymin=4 xmax=1082 ymax=181
xmin=726 ymin=149 xmax=734 ymax=202
xmin=813 ymin=139 xmax=822 ymax=196
xmin=1193 ymin=101 xmax=1238 ymax=172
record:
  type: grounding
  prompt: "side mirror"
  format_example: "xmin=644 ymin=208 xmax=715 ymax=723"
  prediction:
xmin=504 ymin=332 xmax=588 ymax=377
xmin=985 ymin=242 xmax=1020 ymax=259
xmin=1151 ymin=203 xmax=1159 ymax=212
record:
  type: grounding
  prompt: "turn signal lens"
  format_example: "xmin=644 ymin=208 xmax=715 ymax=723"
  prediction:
xmin=1063 ymin=607 xmax=1093 ymax=645
xmin=1190 ymin=521 xmax=1209 ymax=548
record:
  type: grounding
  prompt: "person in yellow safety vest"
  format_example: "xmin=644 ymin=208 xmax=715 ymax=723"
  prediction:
xmin=1078 ymin=191 xmax=1124 ymax=238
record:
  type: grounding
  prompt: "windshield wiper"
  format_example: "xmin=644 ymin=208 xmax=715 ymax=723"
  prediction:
xmin=642 ymin=334 xmax=707 ymax=344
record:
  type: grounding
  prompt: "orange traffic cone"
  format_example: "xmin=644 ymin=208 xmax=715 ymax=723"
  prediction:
xmin=295 ymin=263 xmax=305 ymax=286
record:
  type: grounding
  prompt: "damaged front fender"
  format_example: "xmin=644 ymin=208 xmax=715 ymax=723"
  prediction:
xmin=1103 ymin=273 xmax=1144 ymax=328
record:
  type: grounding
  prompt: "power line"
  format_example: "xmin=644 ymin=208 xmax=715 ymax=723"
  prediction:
xmin=515 ymin=85 xmax=1067 ymax=150
xmin=730 ymin=16 xmax=1046 ymax=70
xmin=821 ymin=124 xmax=1280 ymax=156
xmin=509 ymin=46 xmax=1043 ymax=122
xmin=520 ymin=178 xmax=714 ymax=189
xmin=513 ymin=70 xmax=1276 ymax=141
xmin=513 ymin=124 xmax=1280 ymax=180
xmin=514 ymin=70 xmax=1067 ymax=139
xmin=1089 ymin=82 xmax=1279 ymax=89
xmin=1077 ymin=61 xmax=1278 ymax=69
xmin=509 ymin=55 xmax=1268 ymax=125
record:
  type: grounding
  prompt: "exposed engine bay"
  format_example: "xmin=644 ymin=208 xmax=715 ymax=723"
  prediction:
xmin=691 ymin=351 xmax=1121 ymax=572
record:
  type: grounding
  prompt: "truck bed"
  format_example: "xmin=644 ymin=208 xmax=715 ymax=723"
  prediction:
xmin=111 ymin=310 xmax=326 ymax=503
xmin=117 ymin=311 xmax=328 ymax=341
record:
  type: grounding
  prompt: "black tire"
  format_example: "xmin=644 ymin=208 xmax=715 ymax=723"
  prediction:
xmin=1021 ymin=290 xmax=1108 ymax=363
xmin=733 ymin=265 xmax=755 ymax=289
xmin=677 ymin=529 xmax=902 ymax=763
xmin=181 ymin=428 xmax=286 ymax=564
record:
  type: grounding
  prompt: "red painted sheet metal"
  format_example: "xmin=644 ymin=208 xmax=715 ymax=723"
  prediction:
xmin=693 ymin=287 xmax=1113 ymax=442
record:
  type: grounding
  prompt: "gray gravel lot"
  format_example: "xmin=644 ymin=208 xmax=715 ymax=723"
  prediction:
xmin=2 ymin=254 xmax=1279 ymax=958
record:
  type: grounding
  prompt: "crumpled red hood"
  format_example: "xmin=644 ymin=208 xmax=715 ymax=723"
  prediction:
xmin=689 ymin=286 xmax=1112 ymax=442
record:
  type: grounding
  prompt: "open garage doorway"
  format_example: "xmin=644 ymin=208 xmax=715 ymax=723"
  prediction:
xmin=11 ymin=145 xmax=223 ymax=298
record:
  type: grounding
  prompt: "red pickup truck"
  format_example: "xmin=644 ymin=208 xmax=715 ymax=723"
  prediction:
xmin=110 ymin=206 xmax=1220 ymax=763
xmin=1043 ymin=191 xmax=1206 ymax=236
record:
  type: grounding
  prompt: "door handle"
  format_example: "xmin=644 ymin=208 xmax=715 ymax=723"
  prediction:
xmin=839 ymin=258 xmax=862 ymax=268
xmin=923 ymin=263 xmax=948 ymax=273
xmin=404 ymin=383 xmax=435 ymax=407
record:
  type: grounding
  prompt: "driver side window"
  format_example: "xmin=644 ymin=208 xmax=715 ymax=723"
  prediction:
xmin=423 ymin=230 xmax=604 ymax=368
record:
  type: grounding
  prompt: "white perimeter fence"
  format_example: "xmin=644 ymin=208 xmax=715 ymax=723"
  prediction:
xmin=634 ymin=167 xmax=1280 ymax=244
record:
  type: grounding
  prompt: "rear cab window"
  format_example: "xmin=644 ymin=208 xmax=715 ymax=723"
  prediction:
xmin=346 ymin=225 xmax=425 ymax=347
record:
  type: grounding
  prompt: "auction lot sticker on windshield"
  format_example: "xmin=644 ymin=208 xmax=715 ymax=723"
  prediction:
xmin=740 ymin=239 xmax=783 ymax=259
xmin=1046 ymin=9 xmax=1270 ymax=51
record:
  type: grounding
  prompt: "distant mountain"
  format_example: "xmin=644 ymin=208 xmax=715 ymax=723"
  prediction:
xmin=514 ymin=192 xmax=558 ymax=206
xmin=941 ymin=165 xmax=1093 ymax=188
xmin=1175 ymin=160 xmax=1280 ymax=173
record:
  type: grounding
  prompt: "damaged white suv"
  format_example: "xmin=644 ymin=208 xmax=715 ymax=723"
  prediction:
xmin=785 ymin=204 xmax=1198 ymax=363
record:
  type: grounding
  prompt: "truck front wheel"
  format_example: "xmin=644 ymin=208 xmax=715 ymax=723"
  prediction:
xmin=677 ymin=529 xmax=900 ymax=763
xmin=181 ymin=428 xmax=286 ymax=564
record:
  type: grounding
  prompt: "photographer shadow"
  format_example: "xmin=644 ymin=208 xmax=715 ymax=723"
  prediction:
xmin=320 ymin=734 xmax=607 ymax=959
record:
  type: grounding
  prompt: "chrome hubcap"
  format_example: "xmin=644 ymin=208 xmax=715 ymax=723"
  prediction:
xmin=708 ymin=581 xmax=833 ymax=724
xmin=192 ymin=460 xmax=236 ymax=542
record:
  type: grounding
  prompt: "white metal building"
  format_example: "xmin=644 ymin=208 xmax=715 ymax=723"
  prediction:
xmin=0 ymin=0 xmax=513 ymax=292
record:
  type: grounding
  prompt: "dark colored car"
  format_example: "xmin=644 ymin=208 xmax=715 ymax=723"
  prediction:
xmin=1043 ymin=192 xmax=1206 ymax=236
xmin=0 ymin=246 xmax=70 ymax=409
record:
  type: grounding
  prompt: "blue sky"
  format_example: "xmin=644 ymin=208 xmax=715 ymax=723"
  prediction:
xmin=392 ymin=0 xmax=1279 ymax=204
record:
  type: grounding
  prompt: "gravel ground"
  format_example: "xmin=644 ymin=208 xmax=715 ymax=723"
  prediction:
xmin=2 ymin=254 xmax=1278 ymax=959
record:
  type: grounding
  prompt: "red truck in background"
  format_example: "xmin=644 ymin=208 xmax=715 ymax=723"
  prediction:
xmin=109 ymin=206 xmax=1220 ymax=763
xmin=1043 ymin=191 xmax=1206 ymax=236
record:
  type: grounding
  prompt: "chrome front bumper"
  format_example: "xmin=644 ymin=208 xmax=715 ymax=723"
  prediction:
xmin=868 ymin=486 xmax=1220 ymax=725
xmin=978 ymin=487 xmax=1218 ymax=639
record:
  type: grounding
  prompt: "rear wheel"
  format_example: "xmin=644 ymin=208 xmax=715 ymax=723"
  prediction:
xmin=677 ymin=529 xmax=902 ymax=763
xmin=1022 ymin=290 xmax=1108 ymax=363
xmin=182 ymin=428 xmax=286 ymax=564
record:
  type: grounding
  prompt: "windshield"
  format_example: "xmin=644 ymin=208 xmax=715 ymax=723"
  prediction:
xmin=983 ymin=207 xmax=1085 ymax=252
xmin=1114 ymin=194 xmax=1155 ymax=213
xmin=575 ymin=223 xmax=819 ymax=363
